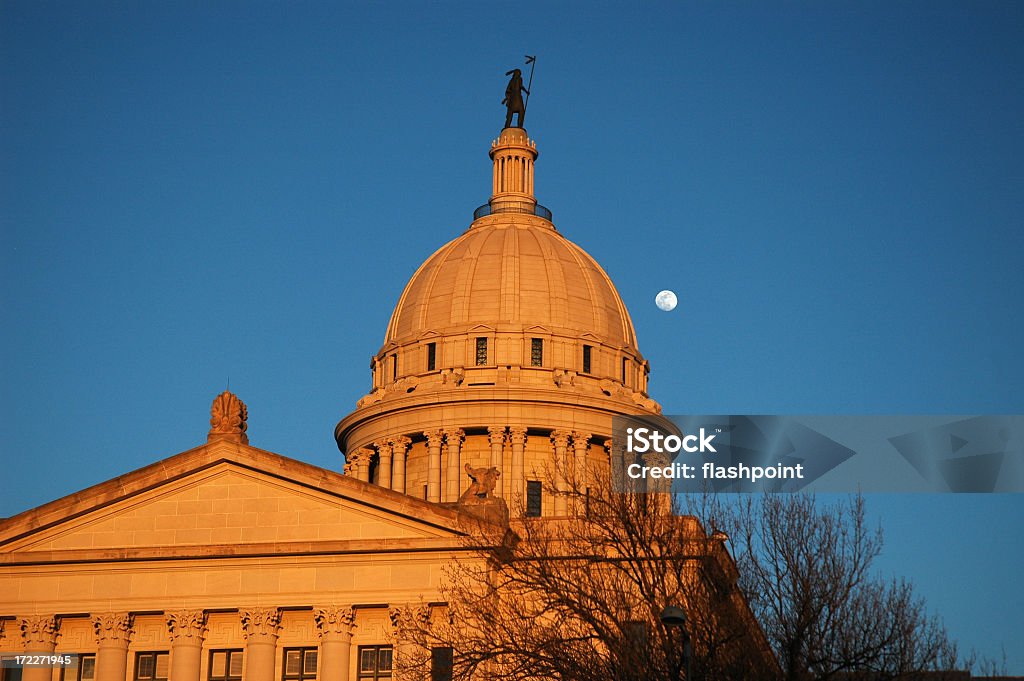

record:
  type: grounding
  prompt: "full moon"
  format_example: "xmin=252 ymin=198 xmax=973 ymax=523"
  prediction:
xmin=655 ymin=290 xmax=677 ymax=312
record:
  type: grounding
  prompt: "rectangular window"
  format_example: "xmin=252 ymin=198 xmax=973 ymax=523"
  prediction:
xmin=531 ymin=338 xmax=543 ymax=366
xmin=427 ymin=342 xmax=437 ymax=371
xmin=357 ymin=646 xmax=393 ymax=680
xmin=430 ymin=647 xmax=453 ymax=681
xmin=526 ymin=480 xmax=542 ymax=517
xmin=475 ymin=337 xmax=488 ymax=366
xmin=209 ymin=651 xmax=243 ymax=681
xmin=283 ymin=649 xmax=318 ymax=681
xmin=134 ymin=653 xmax=169 ymax=681
xmin=582 ymin=345 xmax=593 ymax=374
xmin=61 ymin=655 xmax=96 ymax=681
xmin=622 ymin=357 xmax=628 ymax=384
xmin=391 ymin=354 xmax=398 ymax=381
xmin=1 ymin=656 xmax=23 ymax=681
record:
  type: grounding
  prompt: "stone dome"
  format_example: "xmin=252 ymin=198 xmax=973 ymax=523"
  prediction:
xmin=384 ymin=215 xmax=638 ymax=350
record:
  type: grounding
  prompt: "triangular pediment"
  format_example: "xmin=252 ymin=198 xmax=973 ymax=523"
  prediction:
xmin=467 ymin=323 xmax=495 ymax=333
xmin=417 ymin=330 xmax=441 ymax=340
xmin=579 ymin=332 xmax=601 ymax=342
xmin=0 ymin=441 xmax=468 ymax=558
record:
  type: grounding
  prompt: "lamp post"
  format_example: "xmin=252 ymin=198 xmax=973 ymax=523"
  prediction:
xmin=660 ymin=606 xmax=692 ymax=680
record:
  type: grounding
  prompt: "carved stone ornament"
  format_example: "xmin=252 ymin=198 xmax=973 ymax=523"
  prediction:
xmin=508 ymin=426 xmax=528 ymax=446
xmin=166 ymin=610 xmax=207 ymax=643
xmin=487 ymin=425 xmax=507 ymax=446
xmin=208 ymin=390 xmax=249 ymax=444
xmin=20 ymin=615 xmax=57 ymax=648
xmin=458 ymin=464 xmax=509 ymax=525
xmin=92 ymin=612 xmax=134 ymax=646
xmin=239 ymin=608 xmax=281 ymax=640
xmin=313 ymin=606 xmax=356 ymax=639
xmin=459 ymin=464 xmax=500 ymax=503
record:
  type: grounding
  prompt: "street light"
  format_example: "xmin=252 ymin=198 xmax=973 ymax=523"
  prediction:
xmin=659 ymin=606 xmax=692 ymax=680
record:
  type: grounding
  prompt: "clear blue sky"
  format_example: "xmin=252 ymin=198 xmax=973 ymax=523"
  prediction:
xmin=2 ymin=0 xmax=1022 ymax=670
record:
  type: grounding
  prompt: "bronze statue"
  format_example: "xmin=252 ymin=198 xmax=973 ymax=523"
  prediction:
xmin=503 ymin=68 xmax=529 ymax=129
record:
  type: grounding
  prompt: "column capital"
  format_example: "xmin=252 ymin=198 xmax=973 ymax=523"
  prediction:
xmin=20 ymin=615 xmax=57 ymax=649
xmin=550 ymin=429 xmax=572 ymax=449
xmin=423 ymin=428 xmax=445 ymax=447
xmin=487 ymin=426 xmax=507 ymax=446
xmin=508 ymin=426 xmax=528 ymax=445
xmin=372 ymin=439 xmax=392 ymax=454
xmin=166 ymin=609 xmax=207 ymax=644
xmin=313 ymin=606 xmax=356 ymax=640
xmin=240 ymin=608 xmax=281 ymax=642
xmin=443 ymin=427 xmax=465 ymax=443
xmin=571 ymin=432 xmax=592 ymax=448
xmin=389 ymin=435 xmax=412 ymax=449
xmin=388 ymin=606 xmax=430 ymax=633
xmin=92 ymin=612 xmax=133 ymax=647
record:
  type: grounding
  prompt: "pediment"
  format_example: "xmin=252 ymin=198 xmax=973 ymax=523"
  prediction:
xmin=524 ymin=325 xmax=551 ymax=334
xmin=0 ymin=442 xmax=466 ymax=557
xmin=416 ymin=330 xmax=442 ymax=340
xmin=467 ymin=324 xmax=495 ymax=333
xmin=579 ymin=332 xmax=601 ymax=342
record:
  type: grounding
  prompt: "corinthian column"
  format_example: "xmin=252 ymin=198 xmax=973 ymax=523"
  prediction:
xmin=424 ymin=429 xmax=444 ymax=502
xmin=374 ymin=439 xmax=393 ymax=490
xmin=571 ymin=432 xmax=592 ymax=514
xmin=352 ymin=448 xmax=372 ymax=483
xmin=92 ymin=613 xmax=133 ymax=681
xmin=550 ymin=430 xmax=572 ymax=516
xmin=20 ymin=615 xmax=57 ymax=681
xmin=240 ymin=608 xmax=280 ymax=681
xmin=166 ymin=610 xmax=206 ymax=681
xmin=509 ymin=426 xmax=528 ymax=510
xmin=390 ymin=436 xmax=411 ymax=495
xmin=487 ymin=427 xmax=506 ymax=498
xmin=443 ymin=428 xmax=465 ymax=502
xmin=314 ymin=606 xmax=356 ymax=681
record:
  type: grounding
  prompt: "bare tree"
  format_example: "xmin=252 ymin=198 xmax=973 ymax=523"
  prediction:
xmin=698 ymin=494 xmax=963 ymax=681
xmin=395 ymin=467 xmax=779 ymax=681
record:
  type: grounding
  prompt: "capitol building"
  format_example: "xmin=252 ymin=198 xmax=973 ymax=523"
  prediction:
xmin=0 ymin=119 xmax=772 ymax=681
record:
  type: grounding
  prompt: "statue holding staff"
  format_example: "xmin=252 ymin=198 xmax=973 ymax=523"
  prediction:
xmin=502 ymin=56 xmax=535 ymax=128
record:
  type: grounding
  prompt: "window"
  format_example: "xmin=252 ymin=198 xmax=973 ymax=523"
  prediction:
xmin=358 ymin=646 xmax=393 ymax=680
xmin=475 ymin=337 xmax=488 ymax=366
xmin=209 ymin=651 xmax=242 ymax=681
xmin=525 ymin=480 xmax=542 ymax=517
xmin=427 ymin=342 xmax=437 ymax=371
xmin=391 ymin=354 xmax=398 ymax=381
xmin=622 ymin=357 xmax=628 ymax=384
xmin=61 ymin=654 xmax=96 ymax=681
xmin=582 ymin=345 xmax=593 ymax=374
xmin=431 ymin=647 xmax=453 ymax=681
xmin=134 ymin=653 xmax=169 ymax=681
xmin=530 ymin=338 xmax=543 ymax=366
xmin=1 ymin=656 xmax=23 ymax=681
xmin=283 ymin=648 xmax=317 ymax=681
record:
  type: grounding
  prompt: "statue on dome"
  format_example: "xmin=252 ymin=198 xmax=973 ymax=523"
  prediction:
xmin=503 ymin=69 xmax=529 ymax=128
xmin=503 ymin=56 xmax=535 ymax=129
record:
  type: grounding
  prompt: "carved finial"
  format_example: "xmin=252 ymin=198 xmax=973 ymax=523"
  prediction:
xmin=208 ymin=390 xmax=249 ymax=444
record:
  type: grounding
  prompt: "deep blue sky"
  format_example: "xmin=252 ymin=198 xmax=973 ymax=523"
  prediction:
xmin=2 ymin=1 xmax=1022 ymax=670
